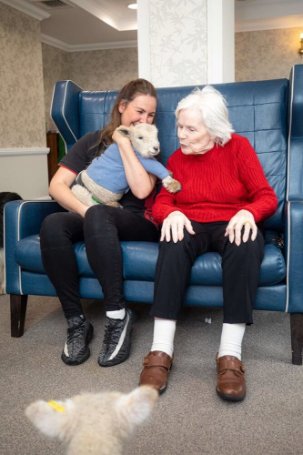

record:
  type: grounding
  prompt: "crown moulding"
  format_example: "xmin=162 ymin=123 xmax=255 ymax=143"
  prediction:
xmin=1 ymin=0 xmax=50 ymax=20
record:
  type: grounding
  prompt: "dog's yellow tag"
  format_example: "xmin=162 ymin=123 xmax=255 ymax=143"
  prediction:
xmin=47 ymin=400 xmax=65 ymax=413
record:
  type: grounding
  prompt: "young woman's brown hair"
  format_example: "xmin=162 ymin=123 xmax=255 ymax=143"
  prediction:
xmin=98 ymin=79 xmax=157 ymax=153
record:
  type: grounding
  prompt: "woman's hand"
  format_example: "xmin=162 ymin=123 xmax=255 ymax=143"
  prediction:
xmin=161 ymin=211 xmax=195 ymax=243
xmin=49 ymin=167 xmax=89 ymax=218
xmin=225 ymin=209 xmax=257 ymax=246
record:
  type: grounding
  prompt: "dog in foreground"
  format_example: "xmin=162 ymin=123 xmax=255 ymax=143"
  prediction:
xmin=25 ymin=386 xmax=158 ymax=455
xmin=0 ymin=191 xmax=22 ymax=294
xmin=72 ymin=123 xmax=181 ymax=207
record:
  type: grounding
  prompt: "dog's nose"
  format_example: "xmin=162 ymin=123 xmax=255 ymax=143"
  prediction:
xmin=153 ymin=146 xmax=159 ymax=152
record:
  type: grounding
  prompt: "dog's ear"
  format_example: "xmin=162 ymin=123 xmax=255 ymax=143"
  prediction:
xmin=25 ymin=399 xmax=73 ymax=439
xmin=116 ymin=125 xmax=131 ymax=137
xmin=116 ymin=386 xmax=158 ymax=426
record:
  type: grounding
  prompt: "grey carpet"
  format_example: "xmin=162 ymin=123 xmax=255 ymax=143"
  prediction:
xmin=0 ymin=294 xmax=302 ymax=455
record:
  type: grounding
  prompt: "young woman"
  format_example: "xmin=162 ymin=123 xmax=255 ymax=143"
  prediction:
xmin=40 ymin=79 xmax=159 ymax=368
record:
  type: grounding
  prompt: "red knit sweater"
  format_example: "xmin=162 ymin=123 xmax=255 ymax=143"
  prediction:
xmin=152 ymin=134 xmax=278 ymax=224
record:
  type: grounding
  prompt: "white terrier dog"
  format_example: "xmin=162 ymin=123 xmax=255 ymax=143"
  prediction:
xmin=25 ymin=386 xmax=158 ymax=455
xmin=72 ymin=123 xmax=181 ymax=207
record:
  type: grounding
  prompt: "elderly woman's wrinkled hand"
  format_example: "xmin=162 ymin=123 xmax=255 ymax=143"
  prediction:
xmin=161 ymin=211 xmax=195 ymax=243
xmin=225 ymin=209 xmax=257 ymax=246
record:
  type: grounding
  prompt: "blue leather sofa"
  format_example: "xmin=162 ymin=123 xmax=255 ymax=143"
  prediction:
xmin=4 ymin=65 xmax=303 ymax=365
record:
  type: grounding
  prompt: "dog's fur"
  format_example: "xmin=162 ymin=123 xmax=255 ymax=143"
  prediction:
xmin=72 ymin=123 xmax=181 ymax=207
xmin=0 ymin=192 xmax=22 ymax=294
xmin=25 ymin=386 xmax=158 ymax=455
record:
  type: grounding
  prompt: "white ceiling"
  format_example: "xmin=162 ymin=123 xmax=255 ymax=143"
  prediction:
xmin=3 ymin=0 xmax=303 ymax=51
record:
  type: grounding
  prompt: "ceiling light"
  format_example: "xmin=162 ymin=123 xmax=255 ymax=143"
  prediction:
xmin=128 ymin=3 xmax=137 ymax=10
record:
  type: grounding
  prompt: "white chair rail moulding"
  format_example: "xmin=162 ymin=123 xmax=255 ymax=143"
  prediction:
xmin=0 ymin=147 xmax=49 ymax=157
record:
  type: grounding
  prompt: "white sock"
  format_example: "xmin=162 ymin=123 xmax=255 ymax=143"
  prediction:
xmin=218 ymin=323 xmax=246 ymax=361
xmin=106 ymin=309 xmax=126 ymax=320
xmin=151 ymin=318 xmax=176 ymax=358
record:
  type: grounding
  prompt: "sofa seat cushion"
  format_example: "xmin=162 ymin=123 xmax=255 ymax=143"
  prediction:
xmin=15 ymin=236 xmax=285 ymax=286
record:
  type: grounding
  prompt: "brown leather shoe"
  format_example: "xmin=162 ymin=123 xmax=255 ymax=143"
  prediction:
xmin=139 ymin=351 xmax=173 ymax=394
xmin=216 ymin=355 xmax=246 ymax=402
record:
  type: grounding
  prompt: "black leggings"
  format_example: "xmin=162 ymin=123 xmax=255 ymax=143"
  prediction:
xmin=151 ymin=221 xmax=264 ymax=324
xmin=40 ymin=205 xmax=159 ymax=319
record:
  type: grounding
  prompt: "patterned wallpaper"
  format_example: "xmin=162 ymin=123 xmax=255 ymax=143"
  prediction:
xmin=42 ymin=43 xmax=69 ymax=131
xmin=67 ymin=48 xmax=138 ymax=91
xmin=42 ymin=45 xmax=138 ymax=130
xmin=149 ymin=0 xmax=208 ymax=87
xmin=236 ymin=28 xmax=303 ymax=81
xmin=0 ymin=3 xmax=46 ymax=147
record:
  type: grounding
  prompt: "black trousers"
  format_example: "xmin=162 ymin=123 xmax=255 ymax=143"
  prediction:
xmin=151 ymin=221 xmax=264 ymax=324
xmin=40 ymin=205 xmax=159 ymax=319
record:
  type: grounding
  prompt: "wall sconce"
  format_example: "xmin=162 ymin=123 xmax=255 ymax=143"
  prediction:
xmin=299 ymin=33 xmax=303 ymax=56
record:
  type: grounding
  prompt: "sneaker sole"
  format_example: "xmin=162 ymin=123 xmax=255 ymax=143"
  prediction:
xmin=61 ymin=324 xmax=94 ymax=366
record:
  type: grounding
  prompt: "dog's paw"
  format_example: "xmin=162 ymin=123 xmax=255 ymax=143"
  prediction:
xmin=162 ymin=176 xmax=182 ymax=193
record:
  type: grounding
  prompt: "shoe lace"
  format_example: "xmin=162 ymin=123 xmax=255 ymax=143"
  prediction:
xmin=67 ymin=322 xmax=85 ymax=344
xmin=103 ymin=319 xmax=124 ymax=346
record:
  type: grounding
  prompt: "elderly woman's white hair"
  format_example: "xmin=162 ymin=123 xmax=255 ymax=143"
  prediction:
xmin=175 ymin=86 xmax=234 ymax=145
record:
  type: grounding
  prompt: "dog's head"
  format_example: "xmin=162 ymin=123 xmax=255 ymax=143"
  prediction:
xmin=116 ymin=124 xmax=160 ymax=158
xmin=25 ymin=386 xmax=158 ymax=455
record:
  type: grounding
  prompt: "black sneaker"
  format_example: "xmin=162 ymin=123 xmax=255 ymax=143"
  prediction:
xmin=61 ymin=315 xmax=94 ymax=366
xmin=98 ymin=309 xmax=133 ymax=367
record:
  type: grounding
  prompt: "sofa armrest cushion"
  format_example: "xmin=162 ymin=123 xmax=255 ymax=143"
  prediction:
xmin=4 ymin=200 xmax=65 ymax=294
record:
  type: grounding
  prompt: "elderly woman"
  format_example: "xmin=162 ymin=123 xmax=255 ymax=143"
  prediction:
xmin=139 ymin=86 xmax=278 ymax=401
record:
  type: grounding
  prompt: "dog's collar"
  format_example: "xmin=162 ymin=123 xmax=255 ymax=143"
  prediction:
xmin=47 ymin=400 xmax=65 ymax=413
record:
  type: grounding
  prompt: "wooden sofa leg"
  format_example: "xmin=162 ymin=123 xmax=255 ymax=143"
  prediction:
xmin=10 ymin=294 xmax=28 ymax=337
xmin=290 ymin=313 xmax=303 ymax=365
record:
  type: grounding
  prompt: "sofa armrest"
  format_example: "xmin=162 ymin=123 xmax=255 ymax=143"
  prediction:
xmin=4 ymin=200 xmax=65 ymax=294
xmin=285 ymin=200 xmax=303 ymax=313
xmin=287 ymin=65 xmax=303 ymax=200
